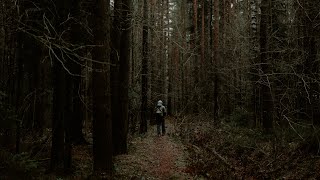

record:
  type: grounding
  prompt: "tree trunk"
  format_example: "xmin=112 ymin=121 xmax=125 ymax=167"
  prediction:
xmin=15 ymin=31 xmax=23 ymax=154
xmin=118 ymin=0 xmax=131 ymax=154
xmin=140 ymin=0 xmax=149 ymax=134
xmin=213 ymin=0 xmax=220 ymax=123
xmin=192 ymin=0 xmax=199 ymax=113
xmin=111 ymin=0 xmax=122 ymax=155
xmin=64 ymin=68 xmax=72 ymax=171
xmin=70 ymin=0 xmax=86 ymax=145
xmin=164 ymin=0 xmax=170 ymax=114
xmin=0 ymin=2 xmax=3 ymax=66
xmin=50 ymin=0 xmax=70 ymax=169
xmin=250 ymin=0 xmax=260 ymax=127
xmin=90 ymin=0 xmax=113 ymax=176
xmin=149 ymin=0 xmax=156 ymax=110
xmin=301 ymin=0 xmax=319 ymax=125
xmin=51 ymin=51 xmax=66 ymax=170
xmin=199 ymin=0 xmax=206 ymax=110
xmin=260 ymin=0 xmax=273 ymax=131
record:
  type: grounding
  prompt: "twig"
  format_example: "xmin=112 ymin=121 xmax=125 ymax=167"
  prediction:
xmin=283 ymin=115 xmax=304 ymax=140
xmin=206 ymin=147 xmax=235 ymax=170
xmin=191 ymin=144 xmax=236 ymax=171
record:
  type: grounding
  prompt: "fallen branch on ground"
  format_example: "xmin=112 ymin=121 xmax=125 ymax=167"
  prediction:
xmin=189 ymin=143 xmax=237 ymax=171
xmin=204 ymin=146 xmax=237 ymax=171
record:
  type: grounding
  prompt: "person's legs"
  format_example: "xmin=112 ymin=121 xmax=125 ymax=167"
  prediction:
xmin=161 ymin=118 xmax=165 ymax=135
xmin=156 ymin=115 xmax=161 ymax=136
xmin=157 ymin=123 xmax=161 ymax=136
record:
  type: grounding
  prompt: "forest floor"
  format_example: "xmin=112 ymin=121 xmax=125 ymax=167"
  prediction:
xmin=0 ymin=117 xmax=195 ymax=180
xmin=114 ymin=118 xmax=194 ymax=179
xmin=2 ymin=116 xmax=320 ymax=179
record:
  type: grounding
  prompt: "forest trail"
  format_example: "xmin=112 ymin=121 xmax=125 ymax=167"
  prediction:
xmin=114 ymin=118 xmax=193 ymax=179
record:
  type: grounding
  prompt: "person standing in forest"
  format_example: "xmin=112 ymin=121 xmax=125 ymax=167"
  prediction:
xmin=155 ymin=100 xmax=167 ymax=136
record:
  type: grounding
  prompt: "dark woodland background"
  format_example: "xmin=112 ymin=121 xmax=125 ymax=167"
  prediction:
xmin=1 ymin=0 xmax=320 ymax=179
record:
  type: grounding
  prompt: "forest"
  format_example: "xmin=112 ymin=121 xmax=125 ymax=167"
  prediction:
xmin=1 ymin=0 xmax=320 ymax=179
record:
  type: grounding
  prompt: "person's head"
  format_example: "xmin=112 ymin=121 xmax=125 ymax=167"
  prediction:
xmin=157 ymin=100 xmax=163 ymax=106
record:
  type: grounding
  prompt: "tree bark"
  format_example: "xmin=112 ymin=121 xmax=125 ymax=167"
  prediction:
xmin=213 ymin=0 xmax=220 ymax=123
xmin=164 ymin=0 xmax=170 ymax=114
xmin=118 ymin=0 xmax=131 ymax=154
xmin=69 ymin=0 xmax=86 ymax=145
xmin=51 ymin=50 xmax=66 ymax=170
xmin=50 ymin=0 xmax=72 ymax=170
xmin=140 ymin=0 xmax=149 ymax=134
xmin=90 ymin=0 xmax=113 ymax=176
xmin=192 ymin=0 xmax=199 ymax=113
xmin=260 ymin=0 xmax=273 ymax=131
xmin=250 ymin=0 xmax=260 ymax=127
xmin=111 ymin=0 xmax=122 ymax=155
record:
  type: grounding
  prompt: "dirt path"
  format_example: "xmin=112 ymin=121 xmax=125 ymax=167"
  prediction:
xmin=114 ymin=118 xmax=192 ymax=179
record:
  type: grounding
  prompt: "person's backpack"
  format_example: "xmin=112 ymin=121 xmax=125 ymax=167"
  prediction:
xmin=155 ymin=105 xmax=163 ymax=116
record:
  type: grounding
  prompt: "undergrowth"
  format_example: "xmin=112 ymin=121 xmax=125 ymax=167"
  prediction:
xmin=176 ymin=115 xmax=320 ymax=179
xmin=0 ymin=150 xmax=40 ymax=179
